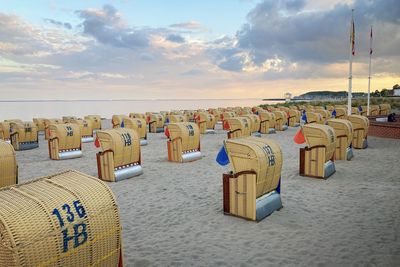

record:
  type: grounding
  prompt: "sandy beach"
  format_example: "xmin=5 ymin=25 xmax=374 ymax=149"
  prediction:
xmin=15 ymin=120 xmax=400 ymax=266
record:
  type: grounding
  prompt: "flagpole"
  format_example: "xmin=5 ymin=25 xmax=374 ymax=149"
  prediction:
xmin=367 ymin=25 xmax=372 ymax=116
xmin=347 ymin=9 xmax=354 ymax=116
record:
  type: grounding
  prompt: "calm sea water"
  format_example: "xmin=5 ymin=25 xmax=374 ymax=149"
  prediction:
xmin=0 ymin=99 xmax=280 ymax=121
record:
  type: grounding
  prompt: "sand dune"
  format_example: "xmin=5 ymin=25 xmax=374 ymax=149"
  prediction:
xmin=15 ymin=120 xmax=400 ymax=266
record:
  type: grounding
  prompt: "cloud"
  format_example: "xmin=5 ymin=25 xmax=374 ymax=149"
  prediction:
xmin=169 ymin=21 xmax=203 ymax=30
xmin=76 ymin=4 xmax=150 ymax=48
xmin=210 ymin=0 xmax=400 ymax=78
xmin=166 ymin=34 xmax=185 ymax=43
xmin=44 ymin=18 xmax=72 ymax=30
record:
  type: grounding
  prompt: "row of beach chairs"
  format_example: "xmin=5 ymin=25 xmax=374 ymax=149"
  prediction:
xmin=0 ymin=103 xmax=376 ymax=266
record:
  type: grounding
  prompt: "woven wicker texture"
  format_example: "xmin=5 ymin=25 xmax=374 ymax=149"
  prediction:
xmin=70 ymin=119 xmax=94 ymax=138
xmin=314 ymin=110 xmax=330 ymax=122
xmin=197 ymin=113 xmax=216 ymax=134
xmin=129 ymin=113 xmax=146 ymax=120
xmin=4 ymin=119 xmax=23 ymax=123
xmin=10 ymin=122 xmax=38 ymax=150
xmin=33 ymin=119 xmax=46 ymax=132
xmin=306 ymin=112 xmax=323 ymax=124
xmin=334 ymin=108 xmax=347 ymax=119
xmin=224 ymin=136 xmax=282 ymax=198
xmin=326 ymin=119 xmax=353 ymax=147
xmin=379 ymin=104 xmax=391 ymax=115
xmin=226 ymin=117 xmax=251 ymax=139
xmin=222 ymin=112 xmax=236 ymax=120
xmin=326 ymin=119 xmax=354 ymax=160
xmin=288 ymin=109 xmax=301 ymax=127
xmin=347 ymin=115 xmax=369 ymax=149
xmin=259 ymin=111 xmax=276 ymax=131
xmin=44 ymin=119 xmax=62 ymax=140
xmin=0 ymin=140 xmax=17 ymax=188
xmin=0 ymin=122 xmax=11 ymax=141
xmin=242 ymin=114 xmax=261 ymax=133
xmin=0 ymin=170 xmax=121 ymax=266
xmin=62 ymin=117 xmax=78 ymax=123
xmin=167 ymin=115 xmax=187 ymax=123
xmin=84 ymin=115 xmax=102 ymax=130
xmin=149 ymin=114 xmax=164 ymax=128
xmin=122 ymin=118 xmax=147 ymax=140
xmin=167 ymin=122 xmax=200 ymax=152
xmin=49 ymin=124 xmax=82 ymax=151
xmin=111 ymin=115 xmax=129 ymax=128
xmin=303 ymin=124 xmax=336 ymax=161
xmin=272 ymin=111 xmax=287 ymax=131
xmin=97 ymin=128 xmax=140 ymax=168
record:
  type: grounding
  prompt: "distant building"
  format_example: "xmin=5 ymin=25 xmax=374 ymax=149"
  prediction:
xmin=394 ymin=88 xmax=400 ymax=96
xmin=284 ymin=92 xmax=292 ymax=102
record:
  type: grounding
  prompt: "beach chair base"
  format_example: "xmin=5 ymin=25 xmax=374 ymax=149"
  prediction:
xmin=252 ymin=132 xmax=262 ymax=137
xmin=140 ymin=139 xmax=148 ymax=146
xmin=299 ymin=147 xmax=335 ymax=179
xmin=81 ymin=136 xmax=94 ymax=143
xmin=58 ymin=150 xmax=83 ymax=160
xmin=182 ymin=151 xmax=202 ymax=162
xmin=346 ymin=147 xmax=354 ymax=161
xmin=268 ymin=128 xmax=276 ymax=134
xmin=205 ymin=129 xmax=215 ymax=134
xmin=17 ymin=141 xmax=39 ymax=151
xmin=222 ymin=172 xmax=282 ymax=221
xmin=115 ymin=165 xmax=143 ymax=181
xmin=256 ymin=191 xmax=282 ymax=221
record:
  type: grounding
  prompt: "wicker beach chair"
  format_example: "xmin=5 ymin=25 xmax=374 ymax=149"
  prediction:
xmin=327 ymin=119 xmax=354 ymax=160
xmin=48 ymin=123 xmax=82 ymax=160
xmin=299 ymin=124 xmax=336 ymax=179
xmin=96 ymin=128 xmax=142 ymax=181
xmin=221 ymin=136 xmax=283 ymax=221
xmin=166 ymin=122 xmax=201 ymax=163
xmin=0 ymin=170 xmax=123 ymax=266
xmin=347 ymin=115 xmax=369 ymax=149
xmin=10 ymin=121 xmax=39 ymax=150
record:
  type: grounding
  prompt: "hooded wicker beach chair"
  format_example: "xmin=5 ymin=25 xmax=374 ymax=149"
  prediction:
xmin=148 ymin=113 xmax=165 ymax=133
xmin=347 ymin=115 xmax=369 ymax=149
xmin=111 ymin=115 xmax=129 ymax=129
xmin=33 ymin=118 xmax=46 ymax=132
xmin=288 ymin=109 xmax=301 ymax=127
xmin=10 ymin=121 xmax=39 ymax=150
xmin=96 ymin=128 xmax=142 ymax=181
xmin=70 ymin=119 xmax=94 ymax=143
xmin=258 ymin=111 xmax=276 ymax=134
xmin=48 ymin=123 xmax=82 ymax=160
xmin=272 ymin=111 xmax=288 ymax=131
xmin=306 ymin=112 xmax=324 ymax=124
xmin=122 ymin=118 xmax=148 ymax=145
xmin=44 ymin=119 xmax=62 ymax=140
xmin=0 ymin=140 xmax=17 ymax=188
xmin=379 ymin=104 xmax=391 ymax=115
xmin=299 ymin=124 xmax=336 ymax=179
xmin=0 ymin=170 xmax=123 ymax=266
xmin=0 ymin=122 xmax=11 ymax=142
xmin=196 ymin=112 xmax=216 ymax=134
xmin=224 ymin=117 xmax=251 ymax=139
xmin=243 ymin=114 xmax=261 ymax=137
xmin=84 ymin=115 xmax=102 ymax=130
xmin=327 ymin=119 xmax=354 ymax=160
xmin=221 ymin=136 xmax=283 ymax=221
xmin=166 ymin=122 xmax=201 ymax=163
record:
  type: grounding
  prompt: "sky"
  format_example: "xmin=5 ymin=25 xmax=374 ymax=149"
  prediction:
xmin=0 ymin=0 xmax=399 ymax=100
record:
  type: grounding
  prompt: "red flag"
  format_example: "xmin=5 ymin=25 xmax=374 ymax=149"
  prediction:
xmin=351 ymin=15 xmax=355 ymax=56
xmin=293 ymin=129 xmax=305 ymax=144
xmin=164 ymin=127 xmax=170 ymax=138
xmin=223 ymin=120 xmax=230 ymax=130
xmin=369 ymin=26 xmax=373 ymax=55
xmin=94 ymin=137 xmax=100 ymax=148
